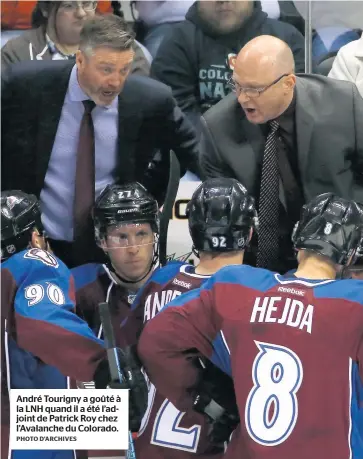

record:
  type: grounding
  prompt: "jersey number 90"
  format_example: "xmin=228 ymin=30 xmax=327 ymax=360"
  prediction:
xmin=25 ymin=283 xmax=65 ymax=306
xmin=245 ymin=341 xmax=303 ymax=446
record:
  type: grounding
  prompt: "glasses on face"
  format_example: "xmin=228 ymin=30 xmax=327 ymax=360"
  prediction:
xmin=227 ymin=73 xmax=289 ymax=98
xmin=60 ymin=1 xmax=97 ymax=12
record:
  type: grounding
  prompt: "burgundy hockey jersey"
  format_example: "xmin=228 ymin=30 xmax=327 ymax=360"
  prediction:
xmin=71 ymin=263 xmax=142 ymax=458
xmin=138 ymin=264 xmax=363 ymax=459
xmin=129 ymin=261 xmax=224 ymax=459
xmin=72 ymin=263 xmax=140 ymax=350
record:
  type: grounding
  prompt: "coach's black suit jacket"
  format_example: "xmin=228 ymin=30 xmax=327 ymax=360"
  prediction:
xmin=1 ymin=60 xmax=200 ymax=204
xmin=200 ymin=74 xmax=363 ymax=206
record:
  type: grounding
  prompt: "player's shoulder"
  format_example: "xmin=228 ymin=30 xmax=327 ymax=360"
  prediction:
xmin=71 ymin=263 xmax=106 ymax=291
xmin=162 ymin=285 xmax=201 ymax=311
xmin=273 ymin=273 xmax=363 ymax=305
xmin=149 ymin=261 xmax=187 ymax=285
xmin=2 ymin=249 xmax=68 ymax=284
xmin=314 ymin=279 xmax=363 ymax=304
xmin=210 ymin=264 xmax=278 ymax=292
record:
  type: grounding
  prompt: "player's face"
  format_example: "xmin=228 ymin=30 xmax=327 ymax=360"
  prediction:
xmin=76 ymin=47 xmax=134 ymax=106
xmin=233 ymin=63 xmax=296 ymax=124
xmin=102 ymin=223 xmax=155 ymax=282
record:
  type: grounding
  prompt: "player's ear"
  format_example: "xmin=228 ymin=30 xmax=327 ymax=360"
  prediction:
xmin=45 ymin=240 xmax=53 ymax=253
xmin=31 ymin=229 xmax=47 ymax=250
xmin=99 ymin=238 xmax=108 ymax=252
xmin=248 ymin=227 xmax=253 ymax=243
xmin=296 ymin=250 xmax=304 ymax=264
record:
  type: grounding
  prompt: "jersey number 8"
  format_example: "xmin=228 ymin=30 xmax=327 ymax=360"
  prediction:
xmin=245 ymin=341 xmax=303 ymax=446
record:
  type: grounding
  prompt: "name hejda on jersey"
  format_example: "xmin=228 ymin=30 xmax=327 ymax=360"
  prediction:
xmin=250 ymin=296 xmax=314 ymax=334
xmin=144 ymin=289 xmax=182 ymax=322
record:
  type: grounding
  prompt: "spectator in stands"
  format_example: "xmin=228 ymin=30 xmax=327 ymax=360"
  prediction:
xmin=1 ymin=14 xmax=200 ymax=268
xmin=0 ymin=0 xmax=113 ymax=46
xmin=328 ymin=33 xmax=363 ymax=97
xmin=133 ymin=0 xmax=194 ymax=58
xmin=1 ymin=1 xmax=150 ymax=76
xmin=132 ymin=1 xmax=304 ymax=60
xmin=151 ymin=0 xmax=305 ymax=133
xmin=200 ymin=35 xmax=363 ymax=274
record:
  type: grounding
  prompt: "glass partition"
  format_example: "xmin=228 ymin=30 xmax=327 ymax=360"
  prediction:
xmin=294 ymin=0 xmax=363 ymax=73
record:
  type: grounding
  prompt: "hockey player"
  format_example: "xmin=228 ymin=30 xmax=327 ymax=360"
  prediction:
xmin=138 ymin=193 xmax=363 ymax=459
xmin=130 ymin=177 xmax=257 ymax=459
xmin=1 ymin=190 xmax=147 ymax=459
xmin=72 ymin=182 xmax=160 ymax=392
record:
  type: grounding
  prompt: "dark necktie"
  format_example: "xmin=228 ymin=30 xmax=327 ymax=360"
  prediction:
xmin=74 ymin=100 xmax=96 ymax=250
xmin=257 ymin=120 xmax=280 ymax=270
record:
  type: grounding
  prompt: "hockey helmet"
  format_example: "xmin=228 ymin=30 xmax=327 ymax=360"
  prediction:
xmin=187 ymin=178 xmax=257 ymax=253
xmin=1 ymin=190 xmax=43 ymax=261
xmin=292 ymin=193 xmax=363 ymax=265
xmin=94 ymin=182 xmax=159 ymax=241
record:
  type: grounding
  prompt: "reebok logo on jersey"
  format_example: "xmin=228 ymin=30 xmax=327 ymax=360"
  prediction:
xmin=172 ymin=278 xmax=192 ymax=289
xmin=278 ymin=286 xmax=305 ymax=297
